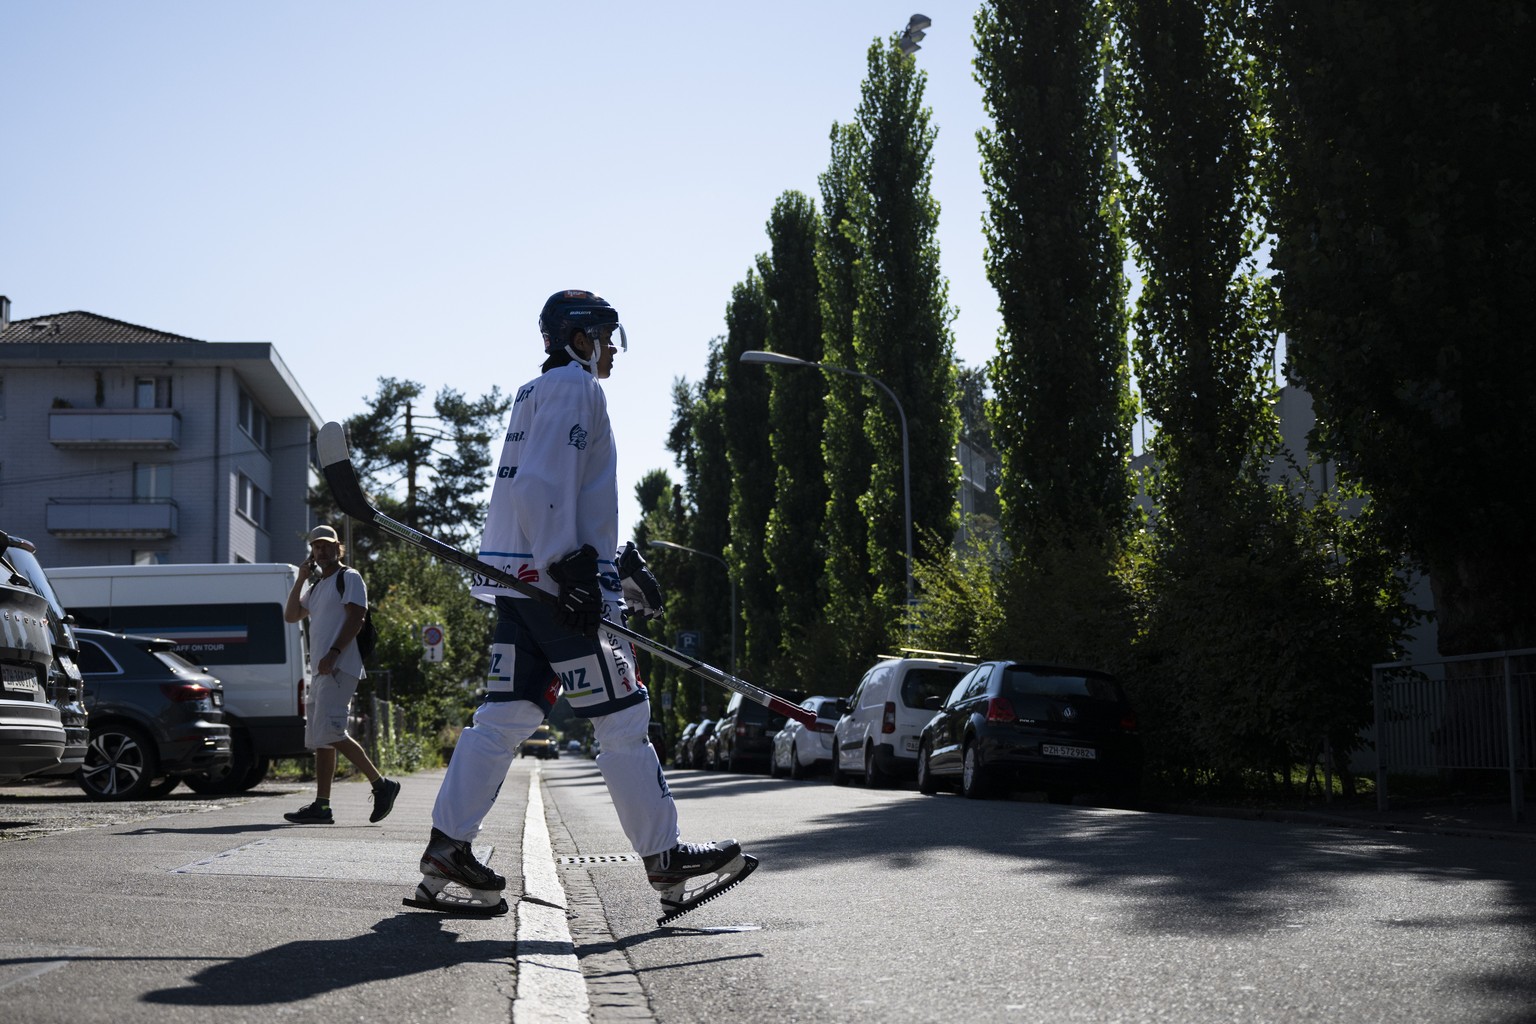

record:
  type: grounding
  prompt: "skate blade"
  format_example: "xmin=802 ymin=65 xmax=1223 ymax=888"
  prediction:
xmin=402 ymin=881 xmax=508 ymax=917
xmin=656 ymin=854 xmax=758 ymax=927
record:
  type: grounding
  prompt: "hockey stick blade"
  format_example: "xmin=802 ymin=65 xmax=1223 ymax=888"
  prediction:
xmin=316 ymin=422 xmax=814 ymax=727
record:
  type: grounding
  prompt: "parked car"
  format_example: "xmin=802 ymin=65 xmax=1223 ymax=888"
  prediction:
xmin=686 ymin=719 xmax=716 ymax=769
xmin=708 ymin=689 xmax=805 ymax=774
xmin=832 ymin=656 xmax=974 ymax=787
xmin=3 ymin=536 xmax=88 ymax=777
xmin=73 ymin=628 xmax=233 ymax=800
xmin=519 ymin=725 xmax=560 ymax=759
xmin=770 ymin=695 xmax=841 ymax=779
xmin=916 ymin=661 xmax=1142 ymax=803
xmin=0 ymin=533 xmax=66 ymax=781
xmin=673 ymin=722 xmax=698 ymax=767
xmin=647 ymin=719 xmax=669 ymax=767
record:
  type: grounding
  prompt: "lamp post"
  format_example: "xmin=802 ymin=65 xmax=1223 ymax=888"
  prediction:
xmin=899 ymin=14 xmax=932 ymax=56
xmin=649 ymin=540 xmax=736 ymax=715
xmin=739 ymin=350 xmax=914 ymax=608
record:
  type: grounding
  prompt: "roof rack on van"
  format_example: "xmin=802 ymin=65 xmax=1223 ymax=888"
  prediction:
xmin=887 ymin=647 xmax=980 ymax=662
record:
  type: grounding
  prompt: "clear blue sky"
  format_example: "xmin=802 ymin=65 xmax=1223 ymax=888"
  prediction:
xmin=2 ymin=1 xmax=1004 ymax=539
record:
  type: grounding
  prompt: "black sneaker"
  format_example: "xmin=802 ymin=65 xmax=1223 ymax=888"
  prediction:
xmin=369 ymin=777 xmax=401 ymax=823
xmin=283 ymin=801 xmax=334 ymax=825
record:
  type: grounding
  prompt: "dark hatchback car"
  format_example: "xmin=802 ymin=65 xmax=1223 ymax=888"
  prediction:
xmin=708 ymin=689 xmax=805 ymax=773
xmin=916 ymin=662 xmax=1142 ymax=804
xmin=686 ymin=719 xmax=716 ymax=769
xmin=74 ymin=628 xmax=232 ymax=800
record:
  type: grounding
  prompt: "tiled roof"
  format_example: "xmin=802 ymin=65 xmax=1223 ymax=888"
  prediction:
xmin=0 ymin=311 xmax=207 ymax=346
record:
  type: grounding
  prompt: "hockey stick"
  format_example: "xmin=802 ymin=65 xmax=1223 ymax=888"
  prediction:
xmin=316 ymin=421 xmax=815 ymax=727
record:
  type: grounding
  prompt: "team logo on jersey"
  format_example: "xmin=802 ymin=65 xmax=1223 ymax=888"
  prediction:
xmin=568 ymin=423 xmax=588 ymax=450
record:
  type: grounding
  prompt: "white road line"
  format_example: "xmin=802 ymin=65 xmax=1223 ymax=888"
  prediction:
xmin=513 ymin=762 xmax=588 ymax=1023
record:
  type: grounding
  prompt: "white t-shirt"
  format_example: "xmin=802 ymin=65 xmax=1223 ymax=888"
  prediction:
xmin=300 ymin=567 xmax=368 ymax=679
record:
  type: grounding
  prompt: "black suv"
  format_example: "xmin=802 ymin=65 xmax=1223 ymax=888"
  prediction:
xmin=0 ymin=531 xmax=65 ymax=780
xmin=74 ymin=628 xmax=232 ymax=800
xmin=708 ymin=689 xmax=805 ymax=774
xmin=3 ymin=536 xmax=89 ymax=777
xmin=916 ymin=661 xmax=1142 ymax=804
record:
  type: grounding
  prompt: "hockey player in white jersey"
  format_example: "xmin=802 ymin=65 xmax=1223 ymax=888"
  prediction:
xmin=411 ymin=289 xmax=755 ymax=923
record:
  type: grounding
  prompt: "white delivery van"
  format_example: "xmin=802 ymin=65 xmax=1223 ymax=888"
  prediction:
xmin=47 ymin=563 xmax=310 ymax=792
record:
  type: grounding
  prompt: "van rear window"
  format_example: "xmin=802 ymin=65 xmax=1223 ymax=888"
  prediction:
xmin=64 ymin=603 xmax=288 ymax=665
xmin=901 ymin=667 xmax=970 ymax=708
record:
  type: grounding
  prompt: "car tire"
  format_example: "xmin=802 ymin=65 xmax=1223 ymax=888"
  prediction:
xmin=831 ymin=742 xmax=849 ymax=786
xmin=961 ymin=741 xmax=993 ymax=800
xmin=78 ymin=723 xmax=160 ymax=801
xmin=916 ymin=741 xmax=939 ymax=795
xmin=788 ymin=745 xmax=806 ymax=781
xmin=146 ymin=775 xmax=182 ymax=798
xmin=863 ymin=742 xmax=887 ymax=788
xmin=184 ymin=732 xmax=264 ymax=795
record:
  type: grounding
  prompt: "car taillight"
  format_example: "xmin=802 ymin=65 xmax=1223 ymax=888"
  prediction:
xmin=881 ymin=702 xmax=896 ymax=734
xmin=736 ymin=725 xmax=748 ymax=737
xmin=986 ymin=697 xmax=1016 ymax=723
xmin=810 ymin=721 xmax=835 ymax=733
xmin=161 ymin=683 xmax=211 ymax=703
xmin=1120 ymin=713 xmax=1138 ymax=732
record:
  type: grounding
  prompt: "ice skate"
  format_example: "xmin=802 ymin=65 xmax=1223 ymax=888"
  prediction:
xmin=644 ymin=839 xmax=758 ymax=926
xmin=403 ymin=827 xmax=509 ymax=916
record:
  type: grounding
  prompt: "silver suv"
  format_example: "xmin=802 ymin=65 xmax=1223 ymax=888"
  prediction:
xmin=831 ymin=656 xmax=974 ymax=787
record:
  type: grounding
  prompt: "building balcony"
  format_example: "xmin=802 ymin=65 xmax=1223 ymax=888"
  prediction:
xmin=46 ymin=499 xmax=179 ymax=539
xmin=49 ymin=409 xmax=181 ymax=449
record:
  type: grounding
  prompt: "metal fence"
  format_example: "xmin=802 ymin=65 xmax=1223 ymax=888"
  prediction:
xmin=1373 ymin=648 xmax=1535 ymax=821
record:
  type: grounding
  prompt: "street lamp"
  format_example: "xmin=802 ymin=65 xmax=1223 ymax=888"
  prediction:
xmin=899 ymin=14 xmax=932 ymax=56
xmin=649 ymin=540 xmax=736 ymax=714
xmin=739 ymin=349 xmax=914 ymax=607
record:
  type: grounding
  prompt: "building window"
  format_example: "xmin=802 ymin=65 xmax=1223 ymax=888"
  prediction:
xmin=135 ymin=376 xmax=173 ymax=409
xmin=133 ymin=550 xmax=169 ymax=565
xmin=238 ymin=389 xmax=270 ymax=451
xmin=134 ymin=463 xmax=173 ymax=500
xmin=237 ymin=473 xmax=270 ymax=529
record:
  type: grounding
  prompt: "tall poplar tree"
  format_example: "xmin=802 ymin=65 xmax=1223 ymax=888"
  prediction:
xmin=758 ymin=191 xmax=830 ymax=679
xmin=1260 ymin=0 xmax=1536 ymax=655
xmin=974 ymin=0 xmax=1132 ymax=559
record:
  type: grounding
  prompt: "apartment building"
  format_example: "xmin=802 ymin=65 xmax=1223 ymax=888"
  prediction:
xmin=0 ymin=296 xmax=322 ymax=567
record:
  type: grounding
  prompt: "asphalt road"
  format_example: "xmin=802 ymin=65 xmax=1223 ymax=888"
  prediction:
xmin=2 ymin=762 xmax=1534 ymax=1024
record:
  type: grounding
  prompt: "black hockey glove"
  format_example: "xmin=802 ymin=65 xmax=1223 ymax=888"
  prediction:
xmin=616 ymin=540 xmax=665 ymax=621
xmin=547 ymin=544 xmax=603 ymax=636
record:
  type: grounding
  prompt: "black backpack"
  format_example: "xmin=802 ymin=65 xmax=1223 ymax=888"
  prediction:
xmin=335 ymin=567 xmax=378 ymax=662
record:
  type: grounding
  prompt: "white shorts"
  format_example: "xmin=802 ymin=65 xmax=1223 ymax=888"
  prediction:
xmin=305 ymin=671 xmax=359 ymax=748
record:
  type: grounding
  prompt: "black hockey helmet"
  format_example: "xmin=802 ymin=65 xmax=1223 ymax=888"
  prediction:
xmin=538 ymin=290 xmax=626 ymax=357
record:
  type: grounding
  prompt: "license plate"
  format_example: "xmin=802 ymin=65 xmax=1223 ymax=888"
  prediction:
xmin=1043 ymin=743 xmax=1095 ymax=760
xmin=903 ymin=736 xmax=919 ymax=753
xmin=2 ymin=665 xmax=40 ymax=695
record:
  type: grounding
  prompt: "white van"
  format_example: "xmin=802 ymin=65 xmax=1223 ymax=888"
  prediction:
xmin=47 ymin=563 xmax=310 ymax=792
xmin=832 ymin=656 xmax=974 ymax=787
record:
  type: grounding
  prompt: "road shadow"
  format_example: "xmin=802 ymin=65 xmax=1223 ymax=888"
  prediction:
xmin=140 ymin=912 xmax=511 ymax=1006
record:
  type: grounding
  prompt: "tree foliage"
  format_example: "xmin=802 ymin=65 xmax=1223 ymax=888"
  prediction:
xmin=1259 ymin=0 xmax=1536 ymax=654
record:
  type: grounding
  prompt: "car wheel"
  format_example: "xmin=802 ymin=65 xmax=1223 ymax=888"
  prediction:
xmin=788 ymin=745 xmax=806 ymax=781
xmin=863 ymin=742 xmax=887 ymax=788
xmin=78 ymin=723 xmax=160 ymax=801
xmin=146 ymin=775 xmax=182 ymax=798
xmin=831 ymin=742 xmax=848 ymax=786
xmin=917 ymin=741 xmax=939 ymax=795
xmin=961 ymin=741 xmax=992 ymax=800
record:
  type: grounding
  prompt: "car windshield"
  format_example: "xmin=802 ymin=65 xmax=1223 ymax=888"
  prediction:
xmin=901 ymin=667 xmax=971 ymax=708
xmin=1003 ymin=668 xmax=1125 ymax=703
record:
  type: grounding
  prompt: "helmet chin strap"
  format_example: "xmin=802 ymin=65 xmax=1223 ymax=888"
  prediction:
xmin=564 ymin=342 xmax=599 ymax=374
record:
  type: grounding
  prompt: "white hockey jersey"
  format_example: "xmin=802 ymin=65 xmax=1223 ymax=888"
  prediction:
xmin=472 ymin=362 xmax=619 ymax=604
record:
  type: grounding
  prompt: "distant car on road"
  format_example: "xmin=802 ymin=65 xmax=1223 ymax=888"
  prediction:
xmin=518 ymin=725 xmax=560 ymax=759
xmin=74 ymin=628 xmax=232 ymax=800
xmin=916 ymin=661 xmax=1142 ymax=803
xmin=709 ymin=689 xmax=804 ymax=774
